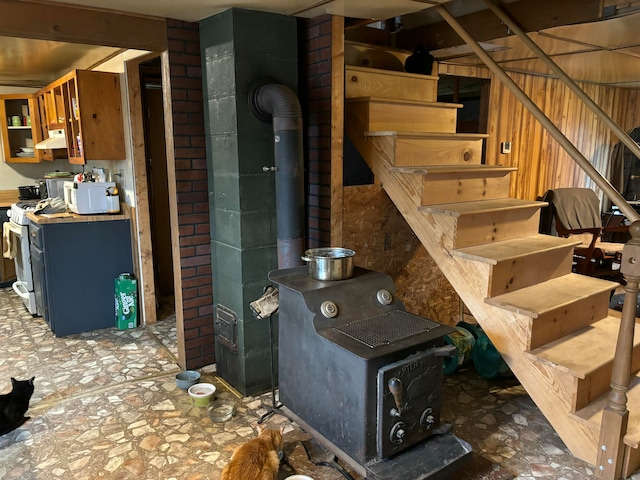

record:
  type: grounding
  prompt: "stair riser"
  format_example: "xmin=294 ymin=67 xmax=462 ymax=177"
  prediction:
xmin=487 ymin=248 xmax=575 ymax=297
xmin=350 ymin=100 xmax=458 ymax=133
xmin=573 ymin=346 xmax=640 ymax=412
xmin=346 ymin=68 xmax=438 ymax=102
xmin=450 ymin=209 xmax=542 ymax=249
xmin=395 ymin=137 xmax=484 ymax=167
xmin=528 ymin=291 xmax=611 ymax=350
xmin=421 ymin=173 xmax=512 ymax=206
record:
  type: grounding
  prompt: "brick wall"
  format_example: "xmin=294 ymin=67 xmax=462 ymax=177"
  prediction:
xmin=166 ymin=19 xmax=214 ymax=369
xmin=300 ymin=15 xmax=333 ymax=247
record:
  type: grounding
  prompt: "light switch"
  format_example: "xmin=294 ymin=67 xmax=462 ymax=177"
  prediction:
xmin=501 ymin=141 xmax=512 ymax=154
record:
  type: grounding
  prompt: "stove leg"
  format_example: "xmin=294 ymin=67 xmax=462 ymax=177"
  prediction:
xmin=258 ymin=312 xmax=287 ymax=424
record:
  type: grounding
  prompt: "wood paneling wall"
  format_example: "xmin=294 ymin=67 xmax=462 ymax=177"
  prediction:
xmin=440 ymin=63 xmax=640 ymax=203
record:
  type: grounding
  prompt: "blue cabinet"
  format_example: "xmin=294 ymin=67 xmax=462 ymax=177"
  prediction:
xmin=29 ymin=219 xmax=133 ymax=336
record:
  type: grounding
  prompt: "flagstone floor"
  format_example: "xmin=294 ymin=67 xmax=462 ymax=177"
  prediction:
xmin=0 ymin=286 xmax=632 ymax=479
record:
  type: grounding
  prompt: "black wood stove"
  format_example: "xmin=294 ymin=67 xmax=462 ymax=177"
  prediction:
xmin=269 ymin=266 xmax=472 ymax=479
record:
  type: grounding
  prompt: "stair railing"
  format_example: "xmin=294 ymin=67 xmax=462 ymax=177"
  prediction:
xmin=433 ymin=4 xmax=640 ymax=479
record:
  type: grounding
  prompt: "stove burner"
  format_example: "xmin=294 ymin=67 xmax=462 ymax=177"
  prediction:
xmin=332 ymin=310 xmax=441 ymax=348
xmin=15 ymin=200 xmax=39 ymax=210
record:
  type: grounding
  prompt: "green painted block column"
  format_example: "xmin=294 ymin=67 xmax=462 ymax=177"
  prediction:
xmin=200 ymin=8 xmax=298 ymax=396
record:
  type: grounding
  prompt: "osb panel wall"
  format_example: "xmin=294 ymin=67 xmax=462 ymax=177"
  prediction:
xmin=440 ymin=63 xmax=640 ymax=202
xmin=343 ymin=185 xmax=460 ymax=326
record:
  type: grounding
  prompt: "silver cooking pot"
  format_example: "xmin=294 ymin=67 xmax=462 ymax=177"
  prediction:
xmin=301 ymin=247 xmax=355 ymax=281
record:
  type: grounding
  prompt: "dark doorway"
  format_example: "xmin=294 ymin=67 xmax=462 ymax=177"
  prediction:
xmin=139 ymin=58 xmax=174 ymax=314
xmin=438 ymin=75 xmax=490 ymax=161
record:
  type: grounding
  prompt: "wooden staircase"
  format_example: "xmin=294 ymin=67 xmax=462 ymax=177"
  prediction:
xmin=344 ymin=64 xmax=640 ymax=477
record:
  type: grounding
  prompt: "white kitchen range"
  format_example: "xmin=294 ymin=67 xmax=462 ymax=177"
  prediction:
xmin=6 ymin=199 xmax=39 ymax=315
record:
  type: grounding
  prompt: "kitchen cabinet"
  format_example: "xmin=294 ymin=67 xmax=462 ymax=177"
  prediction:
xmin=37 ymin=69 xmax=125 ymax=164
xmin=29 ymin=218 xmax=133 ymax=336
xmin=0 ymin=95 xmax=42 ymax=163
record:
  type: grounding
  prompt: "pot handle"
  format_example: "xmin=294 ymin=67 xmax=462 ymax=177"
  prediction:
xmin=301 ymin=256 xmax=312 ymax=262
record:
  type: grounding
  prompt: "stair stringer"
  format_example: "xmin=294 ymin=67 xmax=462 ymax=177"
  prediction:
xmin=345 ymin=120 xmax=603 ymax=465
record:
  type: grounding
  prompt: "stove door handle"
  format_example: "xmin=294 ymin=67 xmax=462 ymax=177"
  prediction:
xmin=388 ymin=377 xmax=404 ymax=415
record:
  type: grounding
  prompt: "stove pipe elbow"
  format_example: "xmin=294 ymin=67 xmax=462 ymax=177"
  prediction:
xmin=250 ymin=82 xmax=305 ymax=268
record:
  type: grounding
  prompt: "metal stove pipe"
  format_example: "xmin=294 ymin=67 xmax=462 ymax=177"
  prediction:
xmin=250 ymin=82 xmax=305 ymax=268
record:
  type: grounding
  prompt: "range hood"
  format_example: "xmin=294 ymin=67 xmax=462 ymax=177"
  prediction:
xmin=35 ymin=129 xmax=67 ymax=150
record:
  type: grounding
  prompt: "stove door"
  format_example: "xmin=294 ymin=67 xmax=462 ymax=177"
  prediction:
xmin=376 ymin=347 xmax=448 ymax=459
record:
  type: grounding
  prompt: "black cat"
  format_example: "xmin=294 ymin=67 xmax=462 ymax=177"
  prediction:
xmin=0 ymin=377 xmax=35 ymax=436
xmin=404 ymin=43 xmax=435 ymax=76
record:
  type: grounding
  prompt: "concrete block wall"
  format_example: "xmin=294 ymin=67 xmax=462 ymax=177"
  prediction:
xmin=200 ymin=8 xmax=298 ymax=396
xmin=167 ymin=19 xmax=215 ymax=369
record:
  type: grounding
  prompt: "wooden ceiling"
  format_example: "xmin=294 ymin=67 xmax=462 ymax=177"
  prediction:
xmin=0 ymin=0 xmax=640 ymax=88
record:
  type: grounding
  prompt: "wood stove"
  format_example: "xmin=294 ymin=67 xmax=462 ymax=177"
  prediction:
xmin=269 ymin=266 xmax=471 ymax=479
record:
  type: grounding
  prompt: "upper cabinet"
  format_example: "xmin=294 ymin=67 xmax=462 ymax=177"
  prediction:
xmin=0 ymin=95 xmax=41 ymax=163
xmin=38 ymin=70 xmax=126 ymax=165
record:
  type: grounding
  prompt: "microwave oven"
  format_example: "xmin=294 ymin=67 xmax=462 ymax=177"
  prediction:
xmin=64 ymin=181 xmax=120 ymax=215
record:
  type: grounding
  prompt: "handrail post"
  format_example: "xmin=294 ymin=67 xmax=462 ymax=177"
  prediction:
xmin=596 ymin=221 xmax=640 ymax=479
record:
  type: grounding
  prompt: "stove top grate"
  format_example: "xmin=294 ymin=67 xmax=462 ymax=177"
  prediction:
xmin=332 ymin=310 xmax=441 ymax=348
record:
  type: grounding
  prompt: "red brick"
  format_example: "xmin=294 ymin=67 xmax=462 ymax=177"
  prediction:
xmin=181 ymin=255 xmax=211 ymax=268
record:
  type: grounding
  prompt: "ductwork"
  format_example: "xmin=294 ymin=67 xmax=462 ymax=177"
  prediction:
xmin=250 ymin=82 xmax=305 ymax=268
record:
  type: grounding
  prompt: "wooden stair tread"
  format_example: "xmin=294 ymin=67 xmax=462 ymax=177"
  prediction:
xmin=346 ymin=65 xmax=439 ymax=81
xmin=390 ymin=165 xmax=517 ymax=175
xmin=420 ymin=198 xmax=546 ymax=217
xmin=485 ymin=273 xmax=618 ymax=318
xmin=452 ymin=234 xmax=580 ymax=265
xmin=346 ymin=96 xmax=463 ymax=109
xmin=526 ymin=315 xmax=640 ymax=379
xmin=573 ymin=373 xmax=640 ymax=448
xmin=365 ymin=131 xmax=490 ymax=140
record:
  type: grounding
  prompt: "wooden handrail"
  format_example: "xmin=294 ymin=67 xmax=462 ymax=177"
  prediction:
xmin=483 ymin=0 xmax=640 ymax=184
xmin=433 ymin=5 xmax=640 ymax=478
xmin=433 ymin=3 xmax=640 ymax=224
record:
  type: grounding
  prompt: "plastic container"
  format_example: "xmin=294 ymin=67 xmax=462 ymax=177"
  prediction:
xmin=208 ymin=403 xmax=235 ymax=422
xmin=188 ymin=383 xmax=216 ymax=407
xmin=115 ymin=273 xmax=138 ymax=330
xmin=443 ymin=326 xmax=475 ymax=374
xmin=175 ymin=370 xmax=201 ymax=390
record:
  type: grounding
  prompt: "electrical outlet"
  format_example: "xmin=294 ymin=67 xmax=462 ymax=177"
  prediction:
xmin=501 ymin=141 xmax=512 ymax=154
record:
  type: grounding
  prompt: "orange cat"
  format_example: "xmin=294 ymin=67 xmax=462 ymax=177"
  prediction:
xmin=220 ymin=424 xmax=284 ymax=480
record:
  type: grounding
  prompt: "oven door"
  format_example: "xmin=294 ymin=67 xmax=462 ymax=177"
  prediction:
xmin=10 ymin=221 xmax=32 ymax=289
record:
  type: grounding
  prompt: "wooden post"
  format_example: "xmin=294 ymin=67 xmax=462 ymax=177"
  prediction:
xmin=596 ymin=221 xmax=640 ymax=479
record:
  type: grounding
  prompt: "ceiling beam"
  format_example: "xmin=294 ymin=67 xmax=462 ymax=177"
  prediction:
xmin=395 ymin=0 xmax=602 ymax=51
xmin=0 ymin=0 xmax=167 ymax=51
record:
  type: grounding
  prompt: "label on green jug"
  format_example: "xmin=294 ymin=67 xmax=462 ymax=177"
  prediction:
xmin=115 ymin=273 xmax=138 ymax=330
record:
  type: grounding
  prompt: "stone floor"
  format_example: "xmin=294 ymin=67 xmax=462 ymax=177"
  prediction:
xmin=0 ymin=286 xmax=632 ymax=479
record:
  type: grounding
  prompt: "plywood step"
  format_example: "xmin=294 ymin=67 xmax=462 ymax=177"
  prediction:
xmin=347 ymin=97 xmax=461 ymax=134
xmin=365 ymin=131 xmax=488 ymax=167
xmin=390 ymin=164 xmax=516 ymax=205
xmin=527 ymin=315 xmax=640 ymax=412
xmin=486 ymin=273 xmax=617 ymax=349
xmin=420 ymin=198 xmax=545 ymax=249
xmin=452 ymin=234 xmax=579 ymax=297
xmin=346 ymin=66 xmax=439 ymax=102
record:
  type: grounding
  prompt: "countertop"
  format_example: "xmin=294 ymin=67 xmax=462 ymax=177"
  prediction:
xmin=0 ymin=190 xmax=20 ymax=208
xmin=27 ymin=208 xmax=130 ymax=225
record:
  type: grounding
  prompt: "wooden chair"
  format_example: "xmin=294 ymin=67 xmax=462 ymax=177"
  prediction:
xmin=540 ymin=188 xmax=629 ymax=280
